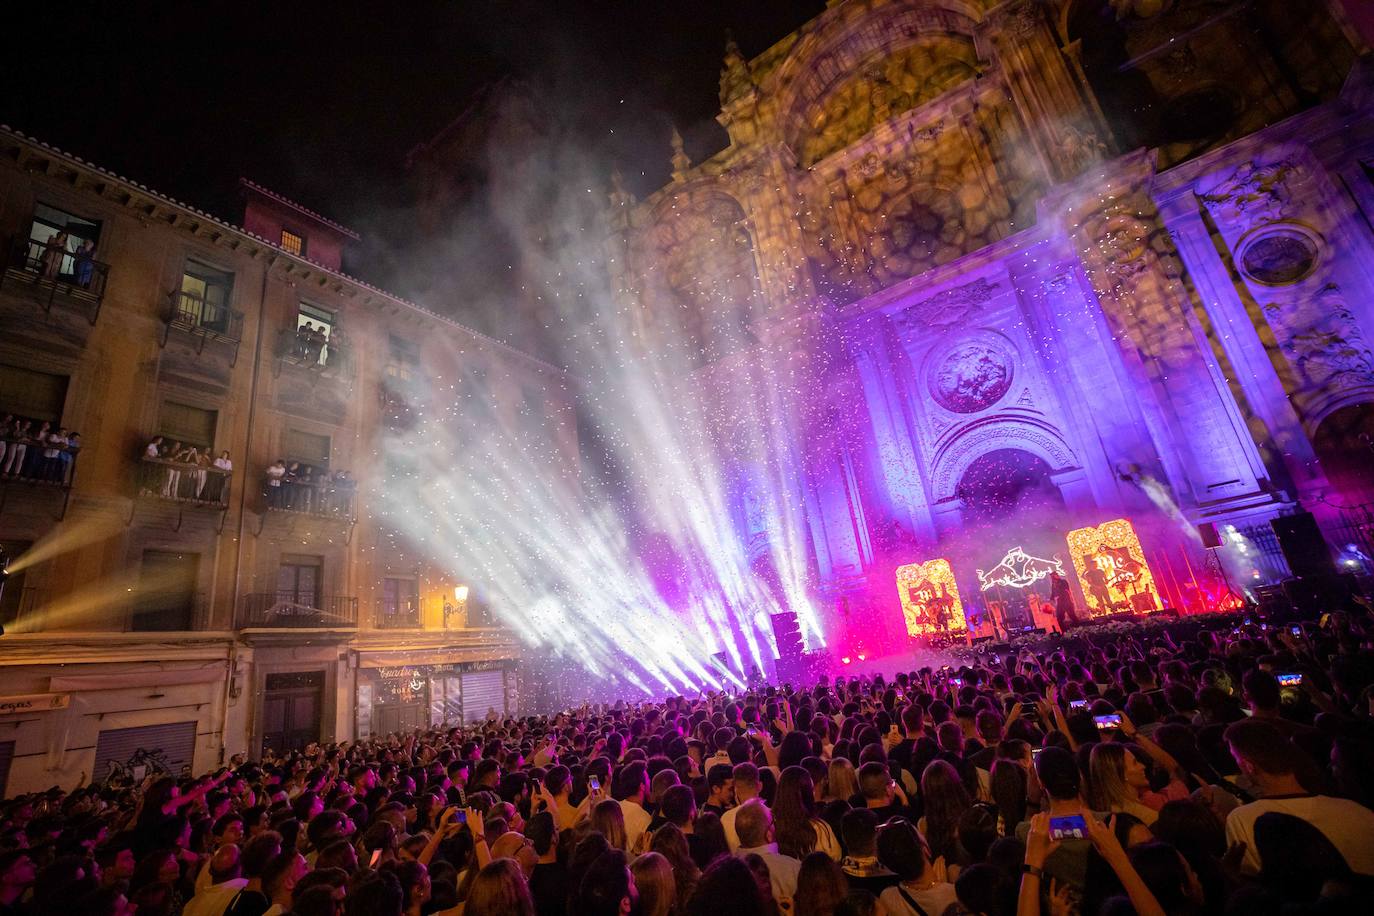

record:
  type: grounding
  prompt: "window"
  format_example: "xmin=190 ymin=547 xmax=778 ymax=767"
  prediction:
xmin=380 ymin=577 xmax=420 ymax=625
xmin=0 ymin=364 xmax=68 ymax=424
xmin=296 ymin=302 xmax=335 ymax=367
xmin=177 ymin=260 xmax=234 ymax=332
xmin=277 ymin=554 xmax=322 ymax=607
xmin=386 ymin=335 xmax=419 ymax=383
xmin=282 ymin=428 xmax=330 ymax=469
xmin=133 ymin=549 xmax=199 ymax=631
xmin=280 ymin=228 xmax=306 ymax=257
xmin=25 ymin=204 xmax=101 ymax=279
xmin=158 ymin=402 xmax=216 ymax=451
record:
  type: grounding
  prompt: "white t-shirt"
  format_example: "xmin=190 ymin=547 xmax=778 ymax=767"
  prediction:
xmin=214 ymin=457 xmax=233 ymax=472
xmin=880 ymin=882 xmax=960 ymax=916
xmin=1226 ymin=794 xmax=1374 ymax=875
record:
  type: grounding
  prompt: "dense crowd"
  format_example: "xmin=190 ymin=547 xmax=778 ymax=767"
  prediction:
xmin=4 ymin=607 xmax=1374 ymax=916
xmin=0 ymin=415 xmax=80 ymax=484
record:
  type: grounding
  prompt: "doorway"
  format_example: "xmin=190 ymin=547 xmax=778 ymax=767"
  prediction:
xmin=262 ymin=671 xmax=324 ymax=755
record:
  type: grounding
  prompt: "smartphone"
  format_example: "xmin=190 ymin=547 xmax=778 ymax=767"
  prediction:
xmin=1290 ymin=625 xmax=1302 ymax=636
xmin=1277 ymin=672 xmax=1303 ymax=687
xmin=1031 ymin=747 xmax=1044 ymax=762
xmin=1069 ymin=699 xmax=1088 ymax=711
xmin=588 ymin=776 xmax=601 ymax=793
xmin=950 ymin=677 xmax=964 ymax=687
xmin=1244 ymin=617 xmax=1253 ymax=626
xmin=454 ymin=809 xmax=467 ymax=823
xmin=1094 ymin=713 xmax=1122 ymax=732
xmin=993 ymin=655 xmax=1001 ymax=664
xmin=369 ymin=848 xmax=383 ymax=868
xmin=1048 ymin=815 xmax=1088 ymax=840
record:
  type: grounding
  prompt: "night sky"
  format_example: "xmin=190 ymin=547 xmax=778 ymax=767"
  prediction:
xmin=2 ymin=1 xmax=826 ymax=297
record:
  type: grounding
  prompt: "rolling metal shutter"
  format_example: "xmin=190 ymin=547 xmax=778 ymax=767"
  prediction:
xmin=0 ymin=741 xmax=13 ymax=797
xmin=92 ymin=721 xmax=197 ymax=784
xmin=460 ymin=670 xmax=506 ymax=723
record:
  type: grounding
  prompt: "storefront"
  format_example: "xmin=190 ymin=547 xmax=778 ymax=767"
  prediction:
xmin=354 ymin=659 xmax=517 ymax=739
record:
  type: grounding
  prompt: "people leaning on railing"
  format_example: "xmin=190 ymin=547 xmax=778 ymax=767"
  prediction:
xmin=263 ymin=461 xmax=356 ymax=516
xmin=139 ymin=437 xmax=231 ymax=503
xmin=0 ymin=413 xmax=81 ymax=483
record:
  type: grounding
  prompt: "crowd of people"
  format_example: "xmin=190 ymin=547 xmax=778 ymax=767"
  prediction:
xmin=3 ymin=607 xmax=1374 ymax=916
xmin=0 ymin=415 xmax=80 ymax=484
xmin=263 ymin=461 xmax=356 ymax=516
xmin=141 ymin=439 xmax=233 ymax=504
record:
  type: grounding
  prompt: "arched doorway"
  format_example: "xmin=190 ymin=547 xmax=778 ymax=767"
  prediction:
xmin=1312 ymin=403 xmax=1374 ymax=502
xmin=956 ymin=448 xmax=1065 ymax=528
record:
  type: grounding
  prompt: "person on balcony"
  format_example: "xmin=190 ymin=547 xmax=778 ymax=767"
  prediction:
xmin=265 ymin=459 xmax=287 ymax=508
xmin=163 ymin=440 xmax=186 ymax=499
xmin=186 ymin=447 xmax=208 ymax=500
xmin=2 ymin=419 xmax=32 ymax=477
xmin=61 ymin=432 xmax=80 ymax=484
xmin=40 ymin=230 xmax=68 ymax=278
xmin=73 ymin=238 xmax=97 ymax=288
xmin=24 ymin=421 xmax=52 ymax=479
xmin=41 ymin=427 xmax=68 ymax=482
xmin=211 ymin=450 xmax=233 ymax=502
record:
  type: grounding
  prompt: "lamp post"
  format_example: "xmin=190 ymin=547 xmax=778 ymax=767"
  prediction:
xmin=446 ymin=585 xmax=469 ymax=629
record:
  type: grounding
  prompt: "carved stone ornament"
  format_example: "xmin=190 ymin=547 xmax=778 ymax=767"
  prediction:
xmin=895 ymin=278 xmax=999 ymax=334
xmin=1005 ymin=1 xmax=1044 ymax=37
xmin=1198 ymin=160 xmax=1298 ymax=225
xmin=929 ymin=340 xmax=1015 ymax=414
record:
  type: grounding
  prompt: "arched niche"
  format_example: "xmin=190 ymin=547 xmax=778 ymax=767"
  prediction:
xmin=1311 ymin=401 xmax=1374 ymax=503
xmin=633 ymin=188 xmax=763 ymax=367
xmin=955 ymin=448 xmax=1066 ymax=528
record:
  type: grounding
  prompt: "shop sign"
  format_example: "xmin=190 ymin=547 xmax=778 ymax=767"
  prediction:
xmin=0 ymin=693 xmax=70 ymax=715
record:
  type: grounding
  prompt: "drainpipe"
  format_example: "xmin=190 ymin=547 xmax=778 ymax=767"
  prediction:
xmin=219 ymin=258 xmax=272 ymax=763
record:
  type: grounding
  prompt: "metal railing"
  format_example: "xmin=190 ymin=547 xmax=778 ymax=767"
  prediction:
xmin=275 ymin=327 xmax=352 ymax=375
xmin=2 ymin=235 xmax=109 ymax=323
xmin=137 ymin=455 xmax=231 ymax=507
xmin=263 ymin=474 xmax=357 ymax=520
xmin=375 ymin=596 xmax=424 ymax=629
xmin=237 ymin=592 xmax=359 ymax=628
xmin=0 ymin=430 xmax=78 ymax=487
xmin=165 ymin=289 xmax=244 ymax=342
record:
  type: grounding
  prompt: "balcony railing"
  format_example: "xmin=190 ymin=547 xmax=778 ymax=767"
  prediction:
xmin=0 ymin=431 xmax=78 ymax=488
xmin=238 ymin=592 xmax=359 ymax=629
xmin=137 ymin=455 xmax=231 ymax=507
xmin=263 ymin=474 xmax=357 ymax=520
xmin=1 ymin=235 xmax=109 ymax=324
xmin=376 ymin=596 xmax=424 ymax=629
xmin=160 ymin=290 xmax=245 ymax=366
xmin=275 ymin=328 xmax=353 ymax=378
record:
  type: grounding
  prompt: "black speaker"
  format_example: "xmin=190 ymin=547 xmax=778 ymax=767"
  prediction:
xmin=771 ymin=612 xmax=803 ymax=658
xmin=1198 ymin=522 xmax=1222 ymax=549
xmin=1270 ymin=512 xmax=1336 ymax=579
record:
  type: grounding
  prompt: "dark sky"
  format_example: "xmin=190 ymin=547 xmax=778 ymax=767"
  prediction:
xmin=2 ymin=1 xmax=826 ymax=292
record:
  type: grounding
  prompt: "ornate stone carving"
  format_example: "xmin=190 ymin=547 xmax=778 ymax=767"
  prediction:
xmin=1198 ymin=160 xmax=1298 ymax=225
xmin=929 ymin=341 xmax=1015 ymax=414
xmin=895 ymin=278 xmax=1000 ymax=334
xmin=670 ymin=127 xmax=691 ymax=183
xmin=932 ymin=422 xmax=1077 ymax=498
xmin=1266 ymin=284 xmax=1374 ymax=397
xmin=719 ymin=32 xmax=751 ymax=105
xmin=1057 ymin=124 xmax=1108 ymax=175
xmin=1239 ymin=228 xmax=1319 ymax=286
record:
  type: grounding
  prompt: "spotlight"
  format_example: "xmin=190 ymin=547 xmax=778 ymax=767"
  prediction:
xmin=857 ymin=653 xmax=866 ymax=661
xmin=841 ymin=656 xmax=852 ymax=665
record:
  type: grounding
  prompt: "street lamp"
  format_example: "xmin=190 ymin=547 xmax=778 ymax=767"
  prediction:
xmin=445 ymin=585 xmax=469 ymax=629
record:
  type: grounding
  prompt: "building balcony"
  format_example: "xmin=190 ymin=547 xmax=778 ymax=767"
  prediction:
xmin=237 ymin=592 xmax=359 ymax=629
xmin=159 ymin=290 xmax=245 ymax=367
xmin=0 ymin=234 xmax=108 ymax=325
xmin=375 ymin=596 xmax=424 ymax=629
xmin=274 ymin=328 xmax=354 ymax=380
xmin=0 ymin=434 xmax=78 ymax=520
xmin=262 ymin=476 xmax=357 ymax=521
xmin=137 ymin=456 xmax=230 ymax=508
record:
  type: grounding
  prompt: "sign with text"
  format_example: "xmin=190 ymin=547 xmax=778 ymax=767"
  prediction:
xmin=0 ymin=693 xmax=71 ymax=715
xmin=1067 ymin=518 xmax=1160 ymax=617
xmin=895 ymin=558 xmax=966 ymax=637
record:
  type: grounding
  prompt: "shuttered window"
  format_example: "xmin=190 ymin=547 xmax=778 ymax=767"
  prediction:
xmin=0 ymin=364 xmax=68 ymax=423
xmin=91 ymin=721 xmax=197 ymax=784
xmin=460 ymin=670 xmax=506 ymax=723
xmin=282 ymin=429 xmax=330 ymax=468
xmin=158 ymin=401 xmax=217 ymax=450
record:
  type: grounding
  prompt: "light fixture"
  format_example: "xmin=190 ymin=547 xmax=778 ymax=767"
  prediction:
xmin=454 ymin=585 xmax=469 ymax=602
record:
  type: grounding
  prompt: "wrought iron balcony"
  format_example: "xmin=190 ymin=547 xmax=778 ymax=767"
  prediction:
xmin=238 ymin=592 xmax=359 ymax=629
xmin=137 ymin=455 xmax=230 ymax=508
xmin=160 ymin=290 xmax=245 ymax=365
xmin=0 ymin=430 xmax=79 ymax=520
xmin=375 ymin=596 xmax=424 ymax=629
xmin=262 ymin=474 xmax=357 ymax=520
xmin=0 ymin=235 xmax=109 ymax=324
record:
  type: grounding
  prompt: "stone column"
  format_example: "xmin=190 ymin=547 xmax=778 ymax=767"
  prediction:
xmin=979 ymin=0 xmax=1110 ymax=183
xmin=1061 ymin=153 xmax=1275 ymax=515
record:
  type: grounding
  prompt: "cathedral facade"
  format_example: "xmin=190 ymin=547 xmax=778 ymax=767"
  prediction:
xmin=605 ymin=0 xmax=1373 ymax=648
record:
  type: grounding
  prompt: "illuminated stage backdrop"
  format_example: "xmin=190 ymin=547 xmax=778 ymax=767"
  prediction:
xmin=1067 ymin=518 xmax=1160 ymax=616
xmin=895 ymin=559 xmax=966 ymax=637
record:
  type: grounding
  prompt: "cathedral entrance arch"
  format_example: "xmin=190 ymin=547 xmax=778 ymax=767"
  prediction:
xmin=1312 ymin=402 xmax=1374 ymax=503
xmin=955 ymin=448 xmax=1065 ymax=529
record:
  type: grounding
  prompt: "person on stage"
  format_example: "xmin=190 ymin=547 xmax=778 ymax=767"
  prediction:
xmin=1049 ymin=571 xmax=1080 ymax=631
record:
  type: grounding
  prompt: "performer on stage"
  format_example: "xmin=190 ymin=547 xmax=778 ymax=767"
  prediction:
xmin=1049 ymin=571 xmax=1080 ymax=631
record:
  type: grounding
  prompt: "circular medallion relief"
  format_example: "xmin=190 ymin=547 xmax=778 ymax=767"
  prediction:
xmin=930 ymin=342 xmax=1013 ymax=413
xmin=1240 ymin=230 xmax=1319 ymax=286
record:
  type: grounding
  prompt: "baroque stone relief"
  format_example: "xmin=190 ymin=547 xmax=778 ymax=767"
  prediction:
xmin=928 ymin=341 xmax=1015 ymax=414
xmin=1263 ymin=283 xmax=1374 ymax=402
xmin=1197 ymin=159 xmax=1299 ymax=225
xmin=894 ymin=278 xmax=999 ymax=335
